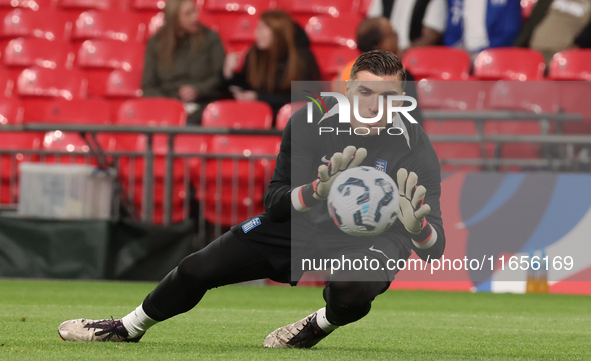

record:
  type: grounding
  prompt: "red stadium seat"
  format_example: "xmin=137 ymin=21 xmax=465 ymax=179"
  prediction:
xmin=418 ymin=81 xmax=484 ymax=144
xmin=104 ymin=69 xmax=142 ymax=98
xmin=0 ymin=96 xmax=24 ymax=124
xmin=547 ymin=49 xmax=591 ymax=81
xmin=131 ymin=0 xmax=166 ymax=10
xmin=17 ymin=67 xmax=88 ymax=122
xmin=423 ymin=120 xmax=478 ymax=136
xmin=57 ymin=0 xmax=128 ymax=11
xmin=114 ymin=97 xmax=185 ymax=176
xmin=402 ymin=46 xmax=471 ymax=80
xmin=201 ymin=134 xmax=279 ymax=226
xmin=203 ymin=0 xmax=273 ymax=14
xmin=473 ymin=48 xmax=545 ymax=81
xmin=557 ymin=82 xmax=591 ymax=134
xmin=0 ymin=67 xmax=14 ymax=96
xmin=305 ymin=14 xmax=360 ymax=48
xmin=117 ymin=134 xmax=209 ymax=224
xmin=117 ymin=134 xmax=208 ymax=186
xmin=41 ymin=130 xmax=113 ymax=165
xmin=484 ymin=119 xmax=545 ymax=136
xmin=73 ymin=10 xmax=146 ymax=43
xmin=0 ymin=131 xmax=43 ymax=204
xmin=3 ymin=38 xmax=74 ymax=81
xmin=291 ymin=13 xmax=313 ymax=28
xmin=0 ymin=9 xmax=72 ymax=41
xmin=17 ymin=67 xmax=87 ymax=99
xmin=313 ymin=45 xmax=358 ymax=80
xmin=277 ymin=0 xmax=356 ymax=16
xmin=486 ymin=81 xmax=559 ymax=114
xmin=77 ymin=39 xmax=145 ymax=95
xmin=202 ymin=100 xmax=273 ymax=129
xmin=0 ymin=96 xmax=29 ymax=203
xmin=103 ymin=69 xmax=142 ymax=120
xmin=131 ymin=0 xmax=164 ymax=24
xmin=276 ymin=101 xmax=305 ymax=130
xmin=432 ymin=143 xmax=482 ymax=172
xmin=357 ymin=0 xmax=372 ymax=15
xmin=38 ymin=98 xmax=112 ymax=124
xmin=77 ymin=39 xmax=145 ymax=71
xmin=0 ymin=0 xmax=56 ymax=11
xmin=220 ymin=14 xmax=257 ymax=48
xmin=116 ymin=98 xmax=186 ymax=126
xmin=485 ymin=81 xmax=559 ymax=164
xmin=416 ymin=80 xmax=487 ymax=110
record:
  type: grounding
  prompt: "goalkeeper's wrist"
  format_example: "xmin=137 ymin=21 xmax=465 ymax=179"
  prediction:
xmin=411 ymin=222 xmax=437 ymax=249
xmin=291 ymin=181 xmax=323 ymax=212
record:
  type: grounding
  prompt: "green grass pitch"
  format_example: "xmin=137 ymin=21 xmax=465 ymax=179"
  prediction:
xmin=0 ymin=279 xmax=589 ymax=360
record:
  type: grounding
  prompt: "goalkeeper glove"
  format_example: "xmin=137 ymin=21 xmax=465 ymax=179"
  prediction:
xmin=396 ymin=168 xmax=437 ymax=248
xmin=292 ymin=146 xmax=367 ymax=212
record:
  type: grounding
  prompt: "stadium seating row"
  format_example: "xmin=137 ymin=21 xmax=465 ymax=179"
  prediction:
xmin=2 ymin=89 xmax=589 ymax=222
xmin=2 ymin=75 xmax=589 ymax=132
xmin=0 ymin=6 xmax=364 ymax=46
xmin=0 ymin=6 xmax=363 ymax=79
xmin=0 ymin=44 xmax=590 ymax=116
xmin=0 ymin=97 xmax=281 ymax=224
xmin=0 ymin=0 xmax=372 ymax=15
xmin=0 ymin=131 xmax=280 ymax=224
xmin=0 ymin=0 xmax=540 ymax=21
xmin=1 ymin=5 xmax=590 ymax=82
xmin=402 ymin=47 xmax=591 ymax=82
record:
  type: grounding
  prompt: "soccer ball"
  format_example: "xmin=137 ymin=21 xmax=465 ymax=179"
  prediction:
xmin=327 ymin=166 xmax=400 ymax=236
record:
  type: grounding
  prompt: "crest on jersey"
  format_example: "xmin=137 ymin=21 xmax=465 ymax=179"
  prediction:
xmin=374 ymin=159 xmax=388 ymax=172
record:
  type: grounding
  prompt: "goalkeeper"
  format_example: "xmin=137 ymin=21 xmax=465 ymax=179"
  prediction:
xmin=58 ymin=49 xmax=445 ymax=349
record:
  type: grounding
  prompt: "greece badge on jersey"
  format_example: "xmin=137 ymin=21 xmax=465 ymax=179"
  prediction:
xmin=374 ymin=158 xmax=387 ymax=172
xmin=242 ymin=217 xmax=261 ymax=233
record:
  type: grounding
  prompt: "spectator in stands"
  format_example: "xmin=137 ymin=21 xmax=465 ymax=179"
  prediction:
xmin=142 ymin=0 xmax=226 ymax=125
xmin=444 ymin=0 xmax=522 ymax=56
xmin=223 ymin=10 xmax=321 ymax=116
xmin=366 ymin=0 xmax=448 ymax=56
xmin=334 ymin=17 xmax=424 ymax=126
xmin=515 ymin=0 xmax=591 ymax=63
xmin=575 ymin=19 xmax=591 ymax=48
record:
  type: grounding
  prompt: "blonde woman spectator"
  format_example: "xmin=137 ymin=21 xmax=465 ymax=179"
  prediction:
xmin=143 ymin=0 xmax=226 ymax=125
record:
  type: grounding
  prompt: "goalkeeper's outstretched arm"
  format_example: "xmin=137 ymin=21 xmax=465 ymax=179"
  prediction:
xmin=264 ymin=120 xmax=366 ymax=223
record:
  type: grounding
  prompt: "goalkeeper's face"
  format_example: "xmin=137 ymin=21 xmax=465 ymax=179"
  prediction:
xmin=346 ymin=71 xmax=405 ymax=137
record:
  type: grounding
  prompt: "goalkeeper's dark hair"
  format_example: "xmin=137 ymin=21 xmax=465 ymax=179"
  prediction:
xmin=350 ymin=49 xmax=406 ymax=86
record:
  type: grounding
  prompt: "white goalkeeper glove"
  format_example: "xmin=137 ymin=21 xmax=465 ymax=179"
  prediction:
xmin=291 ymin=146 xmax=367 ymax=211
xmin=396 ymin=168 xmax=431 ymax=235
xmin=314 ymin=145 xmax=367 ymax=200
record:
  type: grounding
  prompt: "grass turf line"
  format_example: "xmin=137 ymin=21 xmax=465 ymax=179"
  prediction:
xmin=0 ymin=279 xmax=589 ymax=360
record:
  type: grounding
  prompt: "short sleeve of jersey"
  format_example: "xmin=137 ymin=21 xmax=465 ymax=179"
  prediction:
xmin=423 ymin=0 xmax=448 ymax=33
xmin=367 ymin=0 xmax=383 ymax=18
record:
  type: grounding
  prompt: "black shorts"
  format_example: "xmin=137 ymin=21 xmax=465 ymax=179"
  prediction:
xmin=231 ymin=213 xmax=413 ymax=284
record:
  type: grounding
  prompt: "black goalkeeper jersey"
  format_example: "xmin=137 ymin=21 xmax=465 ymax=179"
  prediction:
xmin=258 ymin=95 xmax=446 ymax=262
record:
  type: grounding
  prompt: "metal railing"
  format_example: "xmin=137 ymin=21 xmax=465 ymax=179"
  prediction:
xmin=0 ymin=109 xmax=588 ymax=241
